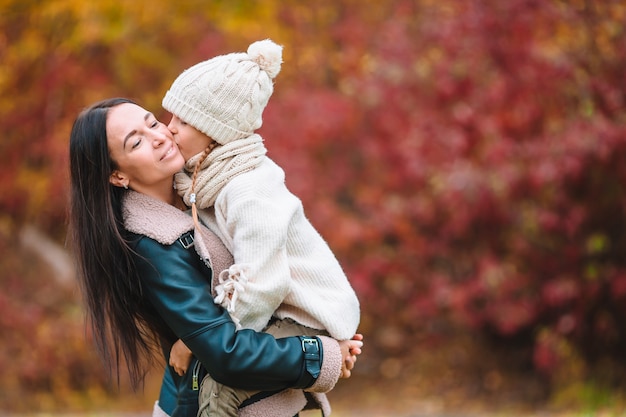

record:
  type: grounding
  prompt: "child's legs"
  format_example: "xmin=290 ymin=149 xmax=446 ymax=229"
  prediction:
xmin=198 ymin=319 xmax=327 ymax=416
xmin=198 ymin=375 xmax=258 ymax=417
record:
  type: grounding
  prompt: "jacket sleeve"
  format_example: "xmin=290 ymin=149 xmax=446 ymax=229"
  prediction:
xmin=131 ymin=234 xmax=341 ymax=392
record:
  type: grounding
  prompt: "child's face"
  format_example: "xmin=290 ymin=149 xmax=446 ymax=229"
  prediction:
xmin=168 ymin=115 xmax=214 ymax=161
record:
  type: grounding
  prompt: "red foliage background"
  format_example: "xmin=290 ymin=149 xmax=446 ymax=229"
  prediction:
xmin=262 ymin=0 xmax=626 ymax=374
xmin=1 ymin=0 xmax=626 ymax=412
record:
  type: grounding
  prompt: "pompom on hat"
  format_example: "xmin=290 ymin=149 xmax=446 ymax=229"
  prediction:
xmin=163 ymin=39 xmax=283 ymax=145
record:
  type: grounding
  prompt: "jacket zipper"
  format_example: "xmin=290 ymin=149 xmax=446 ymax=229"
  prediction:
xmin=192 ymin=359 xmax=201 ymax=391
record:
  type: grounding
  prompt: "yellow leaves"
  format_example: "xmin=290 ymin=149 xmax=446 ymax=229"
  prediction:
xmin=586 ymin=233 xmax=609 ymax=255
xmin=15 ymin=165 xmax=51 ymax=219
xmin=213 ymin=1 xmax=281 ymax=40
xmin=540 ymin=0 xmax=625 ymax=68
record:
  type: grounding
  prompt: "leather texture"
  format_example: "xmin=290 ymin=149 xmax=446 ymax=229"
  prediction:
xmin=128 ymin=232 xmax=319 ymax=417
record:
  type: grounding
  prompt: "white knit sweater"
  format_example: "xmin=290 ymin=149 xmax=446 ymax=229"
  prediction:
xmin=197 ymin=157 xmax=360 ymax=340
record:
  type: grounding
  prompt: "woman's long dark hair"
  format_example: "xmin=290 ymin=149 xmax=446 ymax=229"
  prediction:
xmin=69 ymin=98 xmax=159 ymax=386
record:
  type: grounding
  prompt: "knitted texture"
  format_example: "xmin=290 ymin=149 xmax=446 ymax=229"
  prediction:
xmin=162 ymin=39 xmax=282 ymax=145
xmin=174 ymin=134 xmax=267 ymax=208
xmin=196 ymin=158 xmax=361 ymax=339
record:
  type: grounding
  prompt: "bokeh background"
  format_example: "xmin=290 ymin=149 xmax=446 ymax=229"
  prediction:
xmin=2 ymin=0 xmax=626 ymax=415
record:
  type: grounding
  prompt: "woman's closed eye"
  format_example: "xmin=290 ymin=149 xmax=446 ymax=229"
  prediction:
xmin=146 ymin=117 xmax=159 ymax=128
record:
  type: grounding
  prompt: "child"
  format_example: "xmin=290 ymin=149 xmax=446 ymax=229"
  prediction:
xmin=162 ymin=39 xmax=360 ymax=416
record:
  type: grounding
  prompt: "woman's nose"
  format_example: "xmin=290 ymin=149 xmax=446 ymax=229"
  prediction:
xmin=153 ymin=129 xmax=170 ymax=147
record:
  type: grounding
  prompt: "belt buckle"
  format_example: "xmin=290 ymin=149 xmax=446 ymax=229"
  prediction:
xmin=301 ymin=337 xmax=319 ymax=353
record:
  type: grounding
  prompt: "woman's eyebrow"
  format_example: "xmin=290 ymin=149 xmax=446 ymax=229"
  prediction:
xmin=123 ymin=129 xmax=137 ymax=149
xmin=123 ymin=113 xmax=152 ymax=148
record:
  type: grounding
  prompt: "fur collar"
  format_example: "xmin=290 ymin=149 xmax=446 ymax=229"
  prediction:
xmin=121 ymin=190 xmax=234 ymax=292
xmin=122 ymin=191 xmax=194 ymax=245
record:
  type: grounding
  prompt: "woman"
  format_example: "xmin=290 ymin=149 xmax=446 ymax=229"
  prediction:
xmin=68 ymin=98 xmax=363 ymax=417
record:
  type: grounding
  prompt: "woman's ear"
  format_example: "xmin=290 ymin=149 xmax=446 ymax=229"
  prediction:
xmin=109 ymin=170 xmax=129 ymax=189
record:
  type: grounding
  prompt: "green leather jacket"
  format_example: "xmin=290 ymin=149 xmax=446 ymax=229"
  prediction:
xmin=129 ymin=231 xmax=334 ymax=417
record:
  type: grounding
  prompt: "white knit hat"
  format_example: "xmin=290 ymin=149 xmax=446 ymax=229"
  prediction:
xmin=162 ymin=39 xmax=283 ymax=145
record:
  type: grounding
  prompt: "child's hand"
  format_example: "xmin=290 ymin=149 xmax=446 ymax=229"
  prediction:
xmin=169 ymin=339 xmax=193 ymax=376
xmin=338 ymin=333 xmax=364 ymax=379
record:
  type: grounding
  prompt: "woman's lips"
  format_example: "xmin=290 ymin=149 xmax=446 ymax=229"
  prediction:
xmin=161 ymin=144 xmax=175 ymax=161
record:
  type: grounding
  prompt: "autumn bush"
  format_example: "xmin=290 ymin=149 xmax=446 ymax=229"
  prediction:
xmin=262 ymin=0 xmax=626 ymax=382
xmin=0 ymin=227 xmax=110 ymax=411
xmin=1 ymin=0 xmax=626 ymax=411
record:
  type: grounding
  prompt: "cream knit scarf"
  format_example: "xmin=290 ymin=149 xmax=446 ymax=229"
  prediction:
xmin=174 ymin=134 xmax=267 ymax=208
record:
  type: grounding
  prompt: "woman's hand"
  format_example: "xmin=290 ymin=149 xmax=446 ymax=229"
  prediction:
xmin=338 ymin=333 xmax=364 ymax=378
xmin=169 ymin=339 xmax=193 ymax=376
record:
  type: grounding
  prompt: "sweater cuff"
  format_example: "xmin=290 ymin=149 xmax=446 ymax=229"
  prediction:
xmin=306 ymin=336 xmax=342 ymax=393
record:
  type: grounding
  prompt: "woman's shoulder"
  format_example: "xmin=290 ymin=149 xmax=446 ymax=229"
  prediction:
xmin=127 ymin=229 xmax=212 ymax=288
xmin=126 ymin=230 xmax=194 ymax=253
xmin=122 ymin=191 xmax=194 ymax=245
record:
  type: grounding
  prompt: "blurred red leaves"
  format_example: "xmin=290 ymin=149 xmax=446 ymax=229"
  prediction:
xmin=263 ymin=0 xmax=626 ymax=377
xmin=2 ymin=0 xmax=626 ymax=408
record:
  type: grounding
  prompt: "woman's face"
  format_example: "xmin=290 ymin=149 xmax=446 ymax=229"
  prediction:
xmin=168 ymin=115 xmax=213 ymax=161
xmin=107 ymin=103 xmax=185 ymax=195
